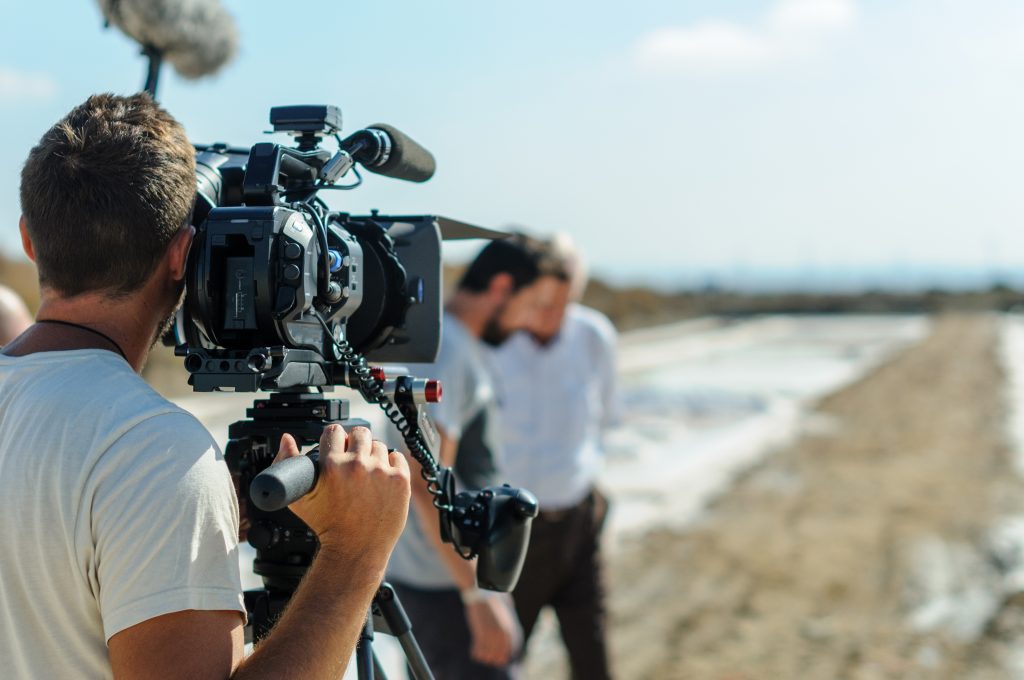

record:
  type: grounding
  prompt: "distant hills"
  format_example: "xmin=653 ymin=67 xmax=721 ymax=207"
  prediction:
xmin=7 ymin=254 xmax=1024 ymax=330
xmin=580 ymin=278 xmax=1024 ymax=330
xmin=445 ymin=263 xmax=1024 ymax=330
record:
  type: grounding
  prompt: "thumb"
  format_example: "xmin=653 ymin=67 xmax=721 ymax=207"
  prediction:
xmin=274 ymin=433 xmax=302 ymax=464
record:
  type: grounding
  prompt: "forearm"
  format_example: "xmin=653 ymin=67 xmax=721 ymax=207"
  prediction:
xmin=233 ymin=546 xmax=387 ymax=679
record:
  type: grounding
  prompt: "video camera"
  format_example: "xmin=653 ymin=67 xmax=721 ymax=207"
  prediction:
xmin=179 ymin=105 xmax=443 ymax=391
xmin=172 ymin=106 xmax=538 ymax=635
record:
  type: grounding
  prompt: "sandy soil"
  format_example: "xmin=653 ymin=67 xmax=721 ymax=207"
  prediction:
xmin=528 ymin=315 xmax=1024 ymax=679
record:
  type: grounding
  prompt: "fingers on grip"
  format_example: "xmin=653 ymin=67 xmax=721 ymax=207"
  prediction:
xmin=319 ymin=424 xmax=348 ymax=458
xmin=274 ymin=433 xmax=301 ymax=464
xmin=345 ymin=426 xmax=372 ymax=456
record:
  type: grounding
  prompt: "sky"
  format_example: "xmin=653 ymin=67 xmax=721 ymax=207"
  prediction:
xmin=2 ymin=0 xmax=1024 ymax=289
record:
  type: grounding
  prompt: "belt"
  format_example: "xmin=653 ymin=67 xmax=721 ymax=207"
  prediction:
xmin=537 ymin=506 xmax=575 ymax=522
xmin=536 ymin=492 xmax=593 ymax=522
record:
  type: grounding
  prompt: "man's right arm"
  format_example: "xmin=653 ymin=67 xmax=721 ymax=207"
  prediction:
xmin=108 ymin=425 xmax=411 ymax=680
xmin=405 ymin=429 xmax=521 ymax=668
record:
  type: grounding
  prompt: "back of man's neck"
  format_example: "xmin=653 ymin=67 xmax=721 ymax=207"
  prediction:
xmin=17 ymin=294 xmax=151 ymax=372
xmin=5 ymin=327 xmax=107 ymax=354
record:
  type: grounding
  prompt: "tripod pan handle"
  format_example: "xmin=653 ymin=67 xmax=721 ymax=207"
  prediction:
xmin=250 ymin=451 xmax=321 ymax=512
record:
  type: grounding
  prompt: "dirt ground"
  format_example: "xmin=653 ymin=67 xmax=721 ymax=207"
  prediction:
xmin=528 ymin=315 xmax=1024 ymax=679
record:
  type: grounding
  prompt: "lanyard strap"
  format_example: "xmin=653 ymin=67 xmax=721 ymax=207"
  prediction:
xmin=33 ymin=319 xmax=128 ymax=362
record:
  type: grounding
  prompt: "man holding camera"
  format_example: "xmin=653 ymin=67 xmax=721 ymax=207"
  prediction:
xmin=386 ymin=235 xmax=552 ymax=680
xmin=489 ymin=235 xmax=620 ymax=680
xmin=0 ymin=93 xmax=411 ymax=679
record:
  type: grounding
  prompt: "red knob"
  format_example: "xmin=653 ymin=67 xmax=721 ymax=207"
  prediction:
xmin=425 ymin=380 xmax=443 ymax=403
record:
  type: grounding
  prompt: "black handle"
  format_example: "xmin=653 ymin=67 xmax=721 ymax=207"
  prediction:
xmin=249 ymin=451 xmax=320 ymax=512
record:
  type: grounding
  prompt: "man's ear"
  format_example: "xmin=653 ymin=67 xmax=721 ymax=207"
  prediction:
xmin=488 ymin=272 xmax=514 ymax=300
xmin=168 ymin=226 xmax=195 ymax=281
xmin=19 ymin=216 xmax=35 ymax=262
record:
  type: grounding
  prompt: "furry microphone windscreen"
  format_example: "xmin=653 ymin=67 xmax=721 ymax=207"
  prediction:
xmin=95 ymin=0 xmax=238 ymax=78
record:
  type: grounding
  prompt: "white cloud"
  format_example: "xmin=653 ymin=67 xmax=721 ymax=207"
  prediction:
xmin=0 ymin=67 xmax=57 ymax=102
xmin=637 ymin=22 xmax=772 ymax=71
xmin=769 ymin=0 xmax=857 ymax=34
xmin=635 ymin=0 xmax=858 ymax=75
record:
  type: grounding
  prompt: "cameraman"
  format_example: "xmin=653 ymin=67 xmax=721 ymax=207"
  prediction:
xmin=0 ymin=93 xmax=411 ymax=679
xmin=386 ymin=236 xmax=551 ymax=679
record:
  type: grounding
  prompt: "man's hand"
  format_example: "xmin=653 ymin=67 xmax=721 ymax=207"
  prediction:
xmin=464 ymin=593 xmax=522 ymax=667
xmin=111 ymin=426 xmax=410 ymax=680
xmin=228 ymin=426 xmax=412 ymax=679
xmin=276 ymin=425 xmax=411 ymax=559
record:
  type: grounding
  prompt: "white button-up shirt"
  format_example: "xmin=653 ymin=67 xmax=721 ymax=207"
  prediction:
xmin=488 ymin=304 xmax=621 ymax=510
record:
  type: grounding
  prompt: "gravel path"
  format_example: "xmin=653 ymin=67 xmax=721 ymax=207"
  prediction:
xmin=530 ymin=314 xmax=1024 ymax=679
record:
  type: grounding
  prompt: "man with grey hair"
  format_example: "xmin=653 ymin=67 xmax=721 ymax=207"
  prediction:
xmin=386 ymin=235 xmax=558 ymax=680
xmin=487 ymin=234 xmax=620 ymax=679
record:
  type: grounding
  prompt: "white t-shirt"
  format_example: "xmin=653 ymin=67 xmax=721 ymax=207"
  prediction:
xmin=487 ymin=304 xmax=621 ymax=509
xmin=0 ymin=349 xmax=244 ymax=679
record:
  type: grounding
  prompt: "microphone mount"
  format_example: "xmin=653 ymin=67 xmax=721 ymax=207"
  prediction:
xmin=341 ymin=129 xmax=393 ymax=169
xmin=142 ymin=44 xmax=163 ymax=98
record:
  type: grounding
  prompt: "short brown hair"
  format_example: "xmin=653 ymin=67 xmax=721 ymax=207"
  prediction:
xmin=458 ymin=233 xmax=549 ymax=293
xmin=19 ymin=93 xmax=195 ymax=297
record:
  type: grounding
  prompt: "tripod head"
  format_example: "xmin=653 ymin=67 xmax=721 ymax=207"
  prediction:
xmin=244 ymin=368 xmax=538 ymax=595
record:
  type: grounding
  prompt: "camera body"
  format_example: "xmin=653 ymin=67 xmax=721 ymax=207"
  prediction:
xmin=177 ymin=106 xmax=442 ymax=392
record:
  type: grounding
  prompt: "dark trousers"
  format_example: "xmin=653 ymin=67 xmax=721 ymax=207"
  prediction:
xmin=512 ymin=488 xmax=612 ymax=680
xmin=390 ymin=582 xmax=516 ymax=680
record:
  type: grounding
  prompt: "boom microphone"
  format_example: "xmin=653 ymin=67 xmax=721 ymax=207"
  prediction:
xmin=94 ymin=0 xmax=238 ymax=79
xmin=342 ymin=124 xmax=437 ymax=183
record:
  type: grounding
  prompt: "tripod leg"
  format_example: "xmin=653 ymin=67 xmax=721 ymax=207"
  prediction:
xmin=372 ymin=651 xmax=387 ymax=679
xmin=394 ymin=631 xmax=431 ymax=680
xmin=356 ymin=612 xmax=377 ymax=680
xmin=375 ymin=584 xmax=434 ymax=680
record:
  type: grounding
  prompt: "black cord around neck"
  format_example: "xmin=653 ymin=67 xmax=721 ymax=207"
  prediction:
xmin=34 ymin=319 xmax=129 ymax=362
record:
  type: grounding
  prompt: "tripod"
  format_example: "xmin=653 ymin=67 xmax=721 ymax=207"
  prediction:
xmin=228 ymin=391 xmax=434 ymax=680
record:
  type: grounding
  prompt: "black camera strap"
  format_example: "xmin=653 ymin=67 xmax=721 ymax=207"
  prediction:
xmin=34 ymin=319 xmax=129 ymax=363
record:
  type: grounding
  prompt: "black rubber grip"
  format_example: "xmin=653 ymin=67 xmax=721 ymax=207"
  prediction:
xmin=249 ymin=451 xmax=320 ymax=512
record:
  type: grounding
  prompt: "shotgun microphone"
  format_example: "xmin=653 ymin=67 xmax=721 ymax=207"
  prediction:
xmin=341 ymin=124 xmax=437 ymax=183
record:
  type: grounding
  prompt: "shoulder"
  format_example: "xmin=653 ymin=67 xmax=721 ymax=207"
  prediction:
xmin=36 ymin=352 xmax=192 ymax=422
xmin=568 ymin=305 xmax=617 ymax=349
xmin=436 ymin=315 xmax=489 ymax=377
xmin=89 ymin=407 xmax=232 ymax=543
xmin=486 ymin=331 xmax=533 ymax=366
xmin=102 ymin=410 xmax=226 ymax=495
xmin=116 ymin=408 xmax=216 ymax=452
xmin=9 ymin=352 xmax=216 ymax=456
xmin=91 ymin=374 xmax=221 ymax=486
xmin=102 ymin=369 xmax=217 ymax=454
